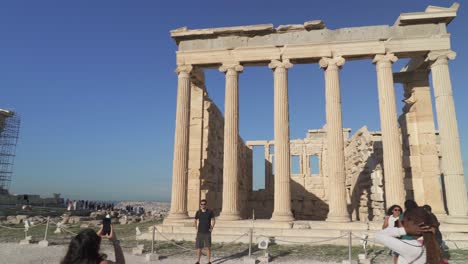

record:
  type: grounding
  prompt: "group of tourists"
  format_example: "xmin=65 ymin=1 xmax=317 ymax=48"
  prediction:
xmin=377 ymin=199 xmax=448 ymax=264
xmin=124 ymin=205 xmax=145 ymax=215
xmin=65 ymin=199 xmax=114 ymax=211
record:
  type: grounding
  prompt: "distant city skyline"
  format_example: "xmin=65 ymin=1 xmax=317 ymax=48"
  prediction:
xmin=2 ymin=0 xmax=467 ymax=201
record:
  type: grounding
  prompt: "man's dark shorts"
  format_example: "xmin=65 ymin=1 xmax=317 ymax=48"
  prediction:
xmin=195 ymin=232 xmax=212 ymax=249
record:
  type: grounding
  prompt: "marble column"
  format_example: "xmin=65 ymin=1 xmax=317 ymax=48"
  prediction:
xmin=373 ymin=54 xmax=406 ymax=208
xmin=319 ymin=56 xmax=350 ymax=222
xmin=428 ymin=50 xmax=468 ymax=223
xmin=269 ymin=59 xmax=294 ymax=221
xmin=219 ymin=63 xmax=243 ymax=221
xmin=167 ymin=64 xmax=193 ymax=220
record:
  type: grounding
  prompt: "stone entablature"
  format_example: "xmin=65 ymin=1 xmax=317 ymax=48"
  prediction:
xmin=170 ymin=4 xmax=458 ymax=65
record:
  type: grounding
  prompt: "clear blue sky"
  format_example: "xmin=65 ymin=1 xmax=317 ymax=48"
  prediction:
xmin=1 ymin=0 xmax=467 ymax=201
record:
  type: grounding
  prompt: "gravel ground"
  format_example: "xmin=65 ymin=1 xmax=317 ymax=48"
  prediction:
xmin=0 ymin=242 xmax=348 ymax=264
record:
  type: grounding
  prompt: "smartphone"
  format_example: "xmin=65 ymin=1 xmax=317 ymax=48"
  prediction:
xmin=102 ymin=217 xmax=111 ymax=236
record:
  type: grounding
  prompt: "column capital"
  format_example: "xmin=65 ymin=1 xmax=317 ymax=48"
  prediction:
xmin=319 ymin=56 xmax=345 ymax=69
xmin=175 ymin=64 xmax=193 ymax=75
xmin=219 ymin=63 xmax=243 ymax=74
xmin=268 ymin=59 xmax=293 ymax=70
xmin=427 ymin=50 xmax=456 ymax=67
xmin=373 ymin=53 xmax=398 ymax=66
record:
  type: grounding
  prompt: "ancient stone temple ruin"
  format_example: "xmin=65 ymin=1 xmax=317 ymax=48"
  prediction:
xmin=152 ymin=3 xmax=468 ymax=245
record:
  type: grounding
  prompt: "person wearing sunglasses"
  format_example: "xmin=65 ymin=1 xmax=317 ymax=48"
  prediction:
xmin=383 ymin=204 xmax=403 ymax=264
xmin=383 ymin=204 xmax=403 ymax=229
xmin=194 ymin=199 xmax=215 ymax=264
xmin=376 ymin=206 xmax=441 ymax=264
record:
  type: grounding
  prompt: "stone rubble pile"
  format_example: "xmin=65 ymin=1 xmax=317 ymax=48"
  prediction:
xmin=0 ymin=202 xmax=170 ymax=228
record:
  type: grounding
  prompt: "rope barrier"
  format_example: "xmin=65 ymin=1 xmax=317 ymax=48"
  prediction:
xmin=0 ymin=224 xmax=25 ymax=230
xmin=210 ymin=232 xmax=249 ymax=251
xmin=351 ymin=232 xmax=375 ymax=243
xmin=0 ymin=222 xmax=46 ymax=230
xmin=254 ymin=232 xmax=349 ymax=245
xmin=154 ymin=227 xmax=195 ymax=252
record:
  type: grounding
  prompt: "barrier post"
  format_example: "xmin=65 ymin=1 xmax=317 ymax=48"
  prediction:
xmin=348 ymin=231 xmax=352 ymax=263
xmin=145 ymin=225 xmax=159 ymax=262
xmin=151 ymin=226 xmax=155 ymax=254
xmin=19 ymin=221 xmax=31 ymax=245
xmin=248 ymin=228 xmax=253 ymax=258
xmin=44 ymin=217 xmax=50 ymax=241
xmin=39 ymin=217 xmax=50 ymax=247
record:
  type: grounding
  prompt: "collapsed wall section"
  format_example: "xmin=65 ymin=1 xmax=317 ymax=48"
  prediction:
xmin=344 ymin=127 xmax=385 ymax=221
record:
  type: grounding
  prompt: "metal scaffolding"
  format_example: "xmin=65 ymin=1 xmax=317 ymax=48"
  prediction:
xmin=0 ymin=109 xmax=20 ymax=194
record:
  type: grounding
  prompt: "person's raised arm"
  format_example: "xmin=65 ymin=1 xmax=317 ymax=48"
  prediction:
xmin=382 ymin=215 xmax=389 ymax=229
xmin=376 ymin=227 xmax=414 ymax=258
xmin=99 ymin=225 xmax=125 ymax=264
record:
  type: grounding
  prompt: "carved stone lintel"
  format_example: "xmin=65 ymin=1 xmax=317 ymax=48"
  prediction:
xmin=175 ymin=64 xmax=193 ymax=75
xmin=268 ymin=59 xmax=293 ymax=70
xmin=427 ymin=50 xmax=456 ymax=67
xmin=319 ymin=56 xmax=345 ymax=69
xmin=219 ymin=63 xmax=244 ymax=73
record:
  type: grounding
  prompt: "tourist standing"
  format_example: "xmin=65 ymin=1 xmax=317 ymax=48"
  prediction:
xmin=194 ymin=199 xmax=215 ymax=264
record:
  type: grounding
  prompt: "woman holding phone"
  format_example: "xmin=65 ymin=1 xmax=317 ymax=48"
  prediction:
xmin=61 ymin=225 xmax=125 ymax=264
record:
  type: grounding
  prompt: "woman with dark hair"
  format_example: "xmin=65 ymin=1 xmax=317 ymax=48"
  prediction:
xmin=376 ymin=206 xmax=441 ymax=264
xmin=382 ymin=204 xmax=403 ymax=264
xmin=61 ymin=226 xmax=125 ymax=264
xmin=383 ymin=204 xmax=403 ymax=229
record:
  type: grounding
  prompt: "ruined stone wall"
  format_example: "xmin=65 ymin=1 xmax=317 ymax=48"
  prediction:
xmin=238 ymin=141 xmax=252 ymax=218
xmin=344 ymin=127 xmax=385 ymax=221
xmin=289 ymin=130 xmax=328 ymax=220
xmin=198 ymin=97 xmax=224 ymax=216
xmin=249 ymin=129 xmax=330 ymax=220
xmin=187 ymin=75 xmax=252 ymax=217
xmin=397 ymin=76 xmax=446 ymax=215
xmin=249 ymin=127 xmax=387 ymax=221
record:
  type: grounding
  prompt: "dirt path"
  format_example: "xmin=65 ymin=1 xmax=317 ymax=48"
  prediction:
xmin=0 ymin=242 xmax=350 ymax=264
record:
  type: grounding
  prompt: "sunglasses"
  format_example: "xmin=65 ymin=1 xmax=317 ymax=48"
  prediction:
xmin=200 ymin=203 xmax=207 ymax=206
xmin=393 ymin=209 xmax=401 ymax=212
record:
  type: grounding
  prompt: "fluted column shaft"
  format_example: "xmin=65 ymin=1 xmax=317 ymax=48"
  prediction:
xmin=428 ymin=51 xmax=468 ymax=223
xmin=320 ymin=57 xmax=350 ymax=222
xmin=373 ymin=54 xmax=405 ymax=208
xmin=269 ymin=59 xmax=294 ymax=221
xmin=219 ymin=63 xmax=243 ymax=221
xmin=167 ymin=65 xmax=193 ymax=220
